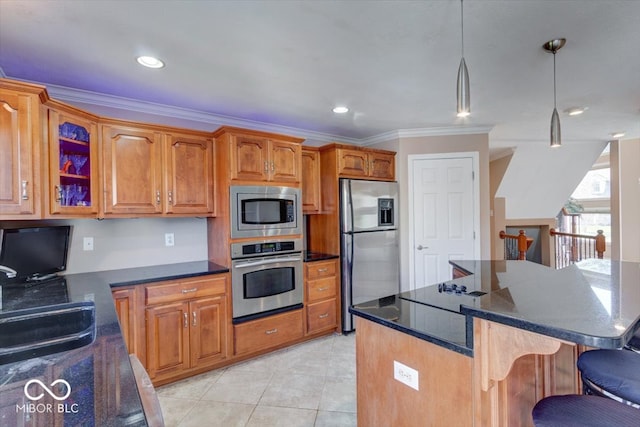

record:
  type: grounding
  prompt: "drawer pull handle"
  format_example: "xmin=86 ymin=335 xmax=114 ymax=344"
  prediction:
xmin=265 ymin=328 xmax=278 ymax=335
xmin=317 ymin=287 xmax=329 ymax=292
xmin=318 ymin=313 xmax=329 ymax=319
xmin=317 ymin=268 xmax=328 ymax=273
xmin=181 ymin=288 xmax=198 ymax=293
xmin=192 ymin=311 xmax=197 ymax=326
xmin=21 ymin=180 xmax=29 ymax=200
xmin=183 ymin=312 xmax=188 ymax=328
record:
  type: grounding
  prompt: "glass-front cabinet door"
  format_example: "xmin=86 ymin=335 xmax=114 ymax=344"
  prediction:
xmin=47 ymin=105 xmax=99 ymax=216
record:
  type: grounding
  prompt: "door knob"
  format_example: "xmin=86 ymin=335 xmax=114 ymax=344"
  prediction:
xmin=417 ymin=245 xmax=427 ymax=250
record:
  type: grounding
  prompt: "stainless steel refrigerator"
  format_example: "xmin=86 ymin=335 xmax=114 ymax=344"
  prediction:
xmin=340 ymin=178 xmax=400 ymax=332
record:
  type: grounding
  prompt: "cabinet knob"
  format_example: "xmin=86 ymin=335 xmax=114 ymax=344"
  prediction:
xmin=168 ymin=191 xmax=173 ymax=205
xmin=156 ymin=190 xmax=161 ymax=205
xmin=265 ymin=328 xmax=278 ymax=335
xmin=317 ymin=268 xmax=328 ymax=273
xmin=264 ymin=161 xmax=269 ymax=173
xmin=183 ymin=312 xmax=188 ymax=328
xmin=192 ymin=311 xmax=197 ymax=327
xmin=181 ymin=288 xmax=198 ymax=294
xmin=55 ymin=185 xmax=62 ymax=202
xmin=271 ymin=161 xmax=275 ymax=173
xmin=318 ymin=313 xmax=329 ymax=319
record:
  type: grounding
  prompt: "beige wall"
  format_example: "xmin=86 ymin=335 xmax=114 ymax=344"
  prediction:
xmin=370 ymin=133 xmax=490 ymax=291
xmin=611 ymin=138 xmax=640 ymax=262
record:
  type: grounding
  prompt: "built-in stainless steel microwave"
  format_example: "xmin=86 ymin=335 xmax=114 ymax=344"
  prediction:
xmin=230 ymin=186 xmax=302 ymax=239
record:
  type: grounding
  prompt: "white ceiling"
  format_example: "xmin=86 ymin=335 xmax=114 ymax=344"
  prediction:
xmin=1 ymin=0 xmax=638 ymax=152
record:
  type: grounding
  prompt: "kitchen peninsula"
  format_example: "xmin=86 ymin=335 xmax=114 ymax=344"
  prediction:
xmin=350 ymin=259 xmax=640 ymax=426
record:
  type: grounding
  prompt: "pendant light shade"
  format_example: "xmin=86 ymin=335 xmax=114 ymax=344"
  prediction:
xmin=457 ymin=57 xmax=470 ymax=117
xmin=543 ymin=38 xmax=566 ymax=148
xmin=456 ymin=0 xmax=470 ymax=118
xmin=550 ymin=107 xmax=561 ymax=147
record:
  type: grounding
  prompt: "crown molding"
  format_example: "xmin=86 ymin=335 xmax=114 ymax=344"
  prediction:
xmin=44 ymin=83 xmax=362 ymax=145
xmin=361 ymin=125 xmax=494 ymax=146
xmin=8 ymin=79 xmax=492 ymax=145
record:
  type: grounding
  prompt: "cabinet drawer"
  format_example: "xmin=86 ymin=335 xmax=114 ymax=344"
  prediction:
xmin=307 ymin=276 xmax=337 ymax=302
xmin=305 ymin=260 xmax=336 ymax=280
xmin=234 ymin=309 xmax=303 ymax=355
xmin=145 ymin=276 xmax=226 ymax=305
xmin=307 ymin=299 xmax=337 ymax=334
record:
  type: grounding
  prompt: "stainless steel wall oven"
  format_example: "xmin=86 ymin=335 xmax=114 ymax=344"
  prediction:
xmin=230 ymin=238 xmax=303 ymax=323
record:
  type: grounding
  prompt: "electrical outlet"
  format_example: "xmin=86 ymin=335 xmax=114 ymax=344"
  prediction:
xmin=83 ymin=237 xmax=94 ymax=251
xmin=394 ymin=360 xmax=419 ymax=390
xmin=165 ymin=233 xmax=175 ymax=247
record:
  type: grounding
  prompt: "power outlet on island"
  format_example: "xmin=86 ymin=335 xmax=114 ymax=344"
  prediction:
xmin=165 ymin=233 xmax=175 ymax=247
xmin=394 ymin=360 xmax=419 ymax=391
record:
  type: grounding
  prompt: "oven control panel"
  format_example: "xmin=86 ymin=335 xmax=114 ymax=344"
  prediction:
xmin=231 ymin=238 xmax=302 ymax=259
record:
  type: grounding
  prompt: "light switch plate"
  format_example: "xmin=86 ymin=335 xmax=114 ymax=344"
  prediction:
xmin=394 ymin=360 xmax=419 ymax=390
xmin=165 ymin=233 xmax=175 ymax=247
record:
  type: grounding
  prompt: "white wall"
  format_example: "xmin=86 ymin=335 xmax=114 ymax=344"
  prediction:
xmin=0 ymin=218 xmax=209 ymax=274
xmin=611 ymin=138 xmax=640 ymax=262
xmin=495 ymin=141 xmax=607 ymax=219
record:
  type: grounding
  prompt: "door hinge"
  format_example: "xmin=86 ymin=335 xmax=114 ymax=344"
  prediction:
xmin=473 ymin=231 xmax=476 ymax=239
xmin=472 ymin=171 xmax=475 ymax=180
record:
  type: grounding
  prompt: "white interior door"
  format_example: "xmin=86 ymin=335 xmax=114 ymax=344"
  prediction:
xmin=409 ymin=153 xmax=479 ymax=289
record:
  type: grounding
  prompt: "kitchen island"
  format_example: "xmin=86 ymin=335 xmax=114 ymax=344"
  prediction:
xmin=350 ymin=259 xmax=640 ymax=426
xmin=0 ymin=261 xmax=228 ymax=427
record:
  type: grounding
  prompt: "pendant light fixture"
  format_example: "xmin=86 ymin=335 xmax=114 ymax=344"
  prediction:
xmin=543 ymin=38 xmax=566 ymax=147
xmin=456 ymin=0 xmax=470 ymax=118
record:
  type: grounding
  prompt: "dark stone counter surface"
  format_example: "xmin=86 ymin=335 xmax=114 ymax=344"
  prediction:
xmin=0 ymin=260 xmax=228 ymax=427
xmin=303 ymin=251 xmax=339 ymax=262
xmin=350 ymin=259 xmax=640 ymax=357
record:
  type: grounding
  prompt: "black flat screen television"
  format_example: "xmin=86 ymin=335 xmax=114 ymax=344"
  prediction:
xmin=0 ymin=226 xmax=71 ymax=282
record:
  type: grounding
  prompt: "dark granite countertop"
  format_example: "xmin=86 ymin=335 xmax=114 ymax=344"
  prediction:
xmin=350 ymin=259 xmax=640 ymax=356
xmin=0 ymin=260 xmax=228 ymax=426
xmin=303 ymin=251 xmax=339 ymax=262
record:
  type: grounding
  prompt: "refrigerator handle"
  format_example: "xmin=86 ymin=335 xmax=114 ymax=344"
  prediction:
xmin=340 ymin=179 xmax=354 ymax=233
xmin=341 ymin=231 xmax=354 ymax=331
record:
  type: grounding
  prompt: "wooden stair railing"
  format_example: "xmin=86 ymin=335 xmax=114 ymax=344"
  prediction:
xmin=499 ymin=230 xmax=532 ymax=260
xmin=550 ymin=228 xmax=606 ymax=269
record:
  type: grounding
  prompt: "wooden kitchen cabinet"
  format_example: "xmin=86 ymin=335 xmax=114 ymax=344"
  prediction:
xmin=234 ymin=309 xmax=304 ymax=356
xmin=101 ymin=120 xmax=215 ymax=217
xmin=304 ymin=258 xmax=339 ymax=335
xmin=164 ymin=131 xmax=214 ymax=215
xmin=111 ymin=286 xmax=138 ymax=355
xmin=101 ymin=121 xmax=164 ymax=215
xmin=336 ymin=147 xmax=395 ymax=180
xmin=213 ymin=126 xmax=304 ymax=185
xmin=45 ymin=101 xmax=100 ymax=217
xmin=144 ymin=274 xmax=229 ymax=383
xmin=301 ymin=147 xmax=321 ymax=213
xmin=0 ymin=80 xmax=46 ymax=219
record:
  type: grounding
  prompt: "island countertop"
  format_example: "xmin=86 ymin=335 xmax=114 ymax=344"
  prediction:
xmin=350 ymin=259 xmax=640 ymax=354
xmin=0 ymin=260 xmax=228 ymax=427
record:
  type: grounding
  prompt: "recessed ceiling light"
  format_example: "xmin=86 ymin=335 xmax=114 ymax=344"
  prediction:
xmin=611 ymin=132 xmax=626 ymax=138
xmin=564 ymin=107 xmax=587 ymax=116
xmin=332 ymin=106 xmax=349 ymax=114
xmin=136 ymin=56 xmax=165 ymax=69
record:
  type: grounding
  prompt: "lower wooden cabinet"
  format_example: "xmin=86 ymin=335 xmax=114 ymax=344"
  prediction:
xmin=304 ymin=259 xmax=340 ymax=335
xmin=111 ymin=286 xmax=137 ymax=354
xmin=144 ymin=276 xmax=228 ymax=382
xmin=234 ymin=309 xmax=304 ymax=356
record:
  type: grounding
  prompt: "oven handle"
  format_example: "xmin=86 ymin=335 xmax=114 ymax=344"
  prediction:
xmin=233 ymin=256 xmax=302 ymax=268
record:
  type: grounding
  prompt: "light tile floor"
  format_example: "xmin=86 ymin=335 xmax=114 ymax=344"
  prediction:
xmin=157 ymin=333 xmax=357 ymax=427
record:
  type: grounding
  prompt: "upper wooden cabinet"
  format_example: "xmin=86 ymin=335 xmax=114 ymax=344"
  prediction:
xmin=213 ymin=126 xmax=304 ymax=185
xmin=301 ymin=147 xmax=321 ymax=213
xmin=101 ymin=120 xmax=214 ymax=217
xmin=164 ymin=132 xmax=214 ymax=215
xmin=336 ymin=146 xmax=395 ymax=180
xmin=0 ymin=80 xmax=46 ymax=219
xmin=101 ymin=122 xmax=164 ymax=216
xmin=45 ymin=101 xmax=100 ymax=217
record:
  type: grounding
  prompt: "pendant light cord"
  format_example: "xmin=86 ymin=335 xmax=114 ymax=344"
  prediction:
xmin=460 ymin=0 xmax=465 ymax=58
xmin=553 ymin=52 xmax=557 ymax=108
